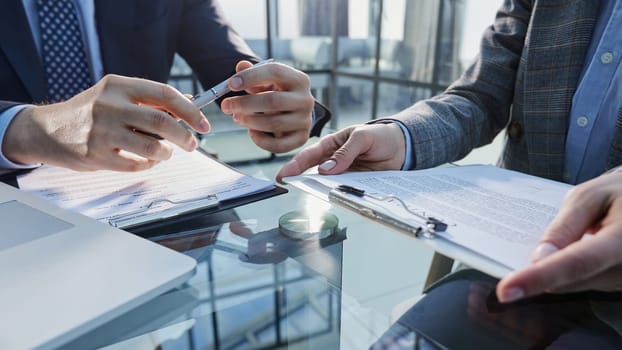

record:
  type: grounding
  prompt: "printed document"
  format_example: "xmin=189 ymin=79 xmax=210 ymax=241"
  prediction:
xmin=285 ymin=165 xmax=572 ymax=272
xmin=18 ymin=146 xmax=275 ymax=227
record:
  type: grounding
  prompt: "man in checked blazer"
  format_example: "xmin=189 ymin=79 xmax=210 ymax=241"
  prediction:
xmin=0 ymin=0 xmax=329 ymax=171
xmin=279 ymin=1 xmax=622 ymax=305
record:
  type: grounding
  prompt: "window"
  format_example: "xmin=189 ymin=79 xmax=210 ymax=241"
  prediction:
xmin=169 ymin=0 xmax=504 ymax=141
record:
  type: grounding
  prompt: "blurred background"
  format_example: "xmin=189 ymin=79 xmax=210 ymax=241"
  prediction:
xmin=168 ymin=0 xmax=504 ymax=165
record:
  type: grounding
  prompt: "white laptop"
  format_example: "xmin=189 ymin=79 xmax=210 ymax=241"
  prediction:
xmin=0 ymin=182 xmax=196 ymax=350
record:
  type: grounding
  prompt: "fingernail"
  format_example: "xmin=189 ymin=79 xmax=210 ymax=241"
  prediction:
xmin=500 ymin=287 xmax=525 ymax=303
xmin=221 ymin=100 xmax=231 ymax=114
xmin=188 ymin=137 xmax=197 ymax=151
xmin=319 ymin=159 xmax=336 ymax=171
xmin=532 ymin=242 xmax=559 ymax=262
xmin=232 ymin=114 xmax=240 ymax=123
xmin=230 ymin=76 xmax=243 ymax=90
xmin=199 ymin=118 xmax=210 ymax=132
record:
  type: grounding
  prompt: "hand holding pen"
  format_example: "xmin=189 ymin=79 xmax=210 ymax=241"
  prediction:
xmin=4 ymin=58 xmax=315 ymax=172
xmin=191 ymin=59 xmax=275 ymax=108
xmin=213 ymin=59 xmax=316 ymax=153
xmin=137 ymin=59 xmax=274 ymax=140
xmin=141 ymin=58 xmax=316 ymax=155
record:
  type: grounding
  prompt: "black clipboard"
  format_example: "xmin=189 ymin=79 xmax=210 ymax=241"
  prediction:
xmin=126 ymin=185 xmax=287 ymax=235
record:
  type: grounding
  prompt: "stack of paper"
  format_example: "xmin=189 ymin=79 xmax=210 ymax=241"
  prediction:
xmin=18 ymin=146 xmax=278 ymax=229
xmin=284 ymin=165 xmax=572 ymax=277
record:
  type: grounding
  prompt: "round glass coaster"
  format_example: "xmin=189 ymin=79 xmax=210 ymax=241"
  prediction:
xmin=278 ymin=211 xmax=339 ymax=240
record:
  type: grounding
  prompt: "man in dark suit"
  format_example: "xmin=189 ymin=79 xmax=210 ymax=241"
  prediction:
xmin=0 ymin=0 xmax=328 ymax=171
xmin=278 ymin=1 xmax=622 ymax=304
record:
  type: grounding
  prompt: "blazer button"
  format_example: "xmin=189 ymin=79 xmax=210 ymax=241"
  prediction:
xmin=507 ymin=121 xmax=523 ymax=140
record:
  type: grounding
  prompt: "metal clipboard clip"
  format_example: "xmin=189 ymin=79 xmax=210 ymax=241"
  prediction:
xmin=107 ymin=194 xmax=219 ymax=229
xmin=327 ymin=185 xmax=447 ymax=238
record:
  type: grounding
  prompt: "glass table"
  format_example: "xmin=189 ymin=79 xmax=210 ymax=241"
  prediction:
xmin=59 ymin=160 xmax=622 ymax=350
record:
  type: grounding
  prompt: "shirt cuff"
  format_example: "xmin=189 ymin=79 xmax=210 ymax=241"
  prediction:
xmin=395 ymin=121 xmax=414 ymax=170
xmin=0 ymin=105 xmax=41 ymax=169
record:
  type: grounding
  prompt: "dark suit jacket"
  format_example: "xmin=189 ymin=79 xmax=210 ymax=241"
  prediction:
xmin=0 ymin=0 xmax=329 ymax=135
xmin=0 ymin=0 xmax=256 ymax=103
xmin=390 ymin=0 xmax=621 ymax=182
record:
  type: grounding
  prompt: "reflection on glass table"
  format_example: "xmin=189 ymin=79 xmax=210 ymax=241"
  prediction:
xmin=62 ymin=215 xmax=412 ymax=350
xmin=153 ymin=219 xmax=344 ymax=350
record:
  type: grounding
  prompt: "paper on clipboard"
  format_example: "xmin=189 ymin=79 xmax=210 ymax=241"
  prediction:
xmin=284 ymin=165 xmax=572 ymax=278
xmin=17 ymin=145 xmax=277 ymax=229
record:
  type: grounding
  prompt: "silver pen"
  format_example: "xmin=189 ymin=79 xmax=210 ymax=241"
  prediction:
xmin=191 ymin=58 xmax=275 ymax=108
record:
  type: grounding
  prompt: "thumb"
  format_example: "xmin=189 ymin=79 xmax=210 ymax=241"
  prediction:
xmin=318 ymin=134 xmax=369 ymax=175
xmin=531 ymin=186 xmax=605 ymax=262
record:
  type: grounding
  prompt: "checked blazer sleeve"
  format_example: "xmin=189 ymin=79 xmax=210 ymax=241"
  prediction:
xmin=378 ymin=0 xmax=600 ymax=182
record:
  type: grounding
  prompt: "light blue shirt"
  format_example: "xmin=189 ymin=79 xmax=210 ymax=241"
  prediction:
xmin=564 ymin=0 xmax=622 ymax=184
xmin=0 ymin=0 xmax=102 ymax=169
xmin=0 ymin=105 xmax=32 ymax=168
